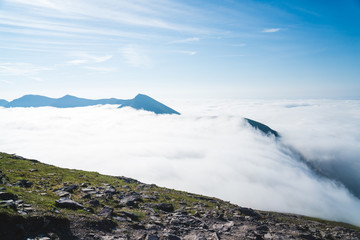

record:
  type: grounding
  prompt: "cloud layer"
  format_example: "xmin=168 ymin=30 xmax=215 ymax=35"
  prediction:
xmin=0 ymin=99 xmax=359 ymax=225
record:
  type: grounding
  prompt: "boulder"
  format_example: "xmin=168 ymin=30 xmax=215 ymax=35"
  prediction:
xmin=62 ymin=184 xmax=78 ymax=193
xmin=146 ymin=234 xmax=160 ymax=240
xmin=55 ymin=198 xmax=83 ymax=210
xmin=105 ymin=186 xmax=117 ymax=194
xmin=98 ymin=206 xmax=114 ymax=218
xmin=151 ymin=203 xmax=174 ymax=212
xmin=120 ymin=194 xmax=143 ymax=207
xmin=89 ymin=199 xmax=100 ymax=207
xmin=13 ymin=179 xmax=33 ymax=188
xmin=0 ymin=192 xmax=18 ymax=200
xmin=0 ymin=199 xmax=17 ymax=210
xmin=238 ymin=207 xmax=261 ymax=219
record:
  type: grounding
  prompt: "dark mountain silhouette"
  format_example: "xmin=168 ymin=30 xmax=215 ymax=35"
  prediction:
xmin=2 ymin=94 xmax=180 ymax=115
xmin=118 ymin=94 xmax=180 ymax=115
xmin=0 ymin=99 xmax=8 ymax=106
xmin=244 ymin=118 xmax=279 ymax=137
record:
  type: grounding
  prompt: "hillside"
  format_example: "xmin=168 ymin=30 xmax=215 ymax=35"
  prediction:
xmin=0 ymin=152 xmax=359 ymax=240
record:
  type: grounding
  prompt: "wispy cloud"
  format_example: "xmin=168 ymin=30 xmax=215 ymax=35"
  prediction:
xmin=0 ymin=63 xmax=53 ymax=76
xmin=3 ymin=0 xmax=205 ymax=33
xmin=83 ymin=66 xmax=117 ymax=72
xmin=171 ymin=37 xmax=200 ymax=43
xmin=66 ymin=53 xmax=112 ymax=65
xmin=120 ymin=45 xmax=152 ymax=68
xmin=262 ymin=28 xmax=281 ymax=33
xmin=176 ymin=50 xmax=197 ymax=56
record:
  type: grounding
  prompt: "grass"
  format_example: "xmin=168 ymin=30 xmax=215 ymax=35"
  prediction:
xmin=1 ymin=151 xmax=360 ymax=233
xmin=0 ymin=152 xmax=230 ymax=219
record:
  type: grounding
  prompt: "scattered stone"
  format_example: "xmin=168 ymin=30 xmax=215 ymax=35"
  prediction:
xmin=120 ymin=194 xmax=143 ymax=207
xmin=116 ymin=176 xmax=141 ymax=184
xmin=62 ymin=184 xmax=78 ymax=193
xmin=13 ymin=179 xmax=33 ymax=188
xmin=54 ymin=190 xmax=71 ymax=198
xmin=146 ymin=234 xmax=160 ymax=240
xmin=82 ymin=193 xmax=91 ymax=199
xmin=0 ymin=199 xmax=16 ymax=210
xmin=142 ymin=194 xmax=158 ymax=200
xmin=55 ymin=198 xmax=84 ymax=210
xmin=0 ymin=191 xmax=18 ymax=200
xmin=105 ymin=186 xmax=117 ymax=194
xmin=151 ymin=203 xmax=174 ymax=212
xmin=98 ymin=206 xmax=114 ymax=218
xmin=89 ymin=199 xmax=100 ymax=207
xmin=29 ymin=169 xmax=38 ymax=172
xmin=82 ymin=187 xmax=96 ymax=193
xmin=167 ymin=234 xmax=181 ymax=240
xmin=119 ymin=211 xmax=139 ymax=221
xmin=238 ymin=207 xmax=261 ymax=219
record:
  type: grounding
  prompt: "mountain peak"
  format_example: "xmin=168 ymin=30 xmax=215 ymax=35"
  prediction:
xmin=119 ymin=94 xmax=180 ymax=115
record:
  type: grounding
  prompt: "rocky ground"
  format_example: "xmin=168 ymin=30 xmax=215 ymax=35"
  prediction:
xmin=1 ymin=152 xmax=359 ymax=240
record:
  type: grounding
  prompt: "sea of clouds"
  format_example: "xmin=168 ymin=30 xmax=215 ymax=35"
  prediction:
xmin=1 ymin=99 xmax=360 ymax=225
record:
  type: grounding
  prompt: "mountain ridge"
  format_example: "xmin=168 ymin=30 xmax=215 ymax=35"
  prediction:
xmin=0 ymin=94 xmax=180 ymax=115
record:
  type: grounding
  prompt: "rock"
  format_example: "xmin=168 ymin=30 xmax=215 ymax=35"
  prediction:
xmin=116 ymin=176 xmax=141 ymax=184
xmin=152 ymin=203 xmax=174 ymax=212
xmin=184 ymin=232 xmax=207 ymax=240
xmin=105 ymin=186 xmax=117 ymax=194
xmin=0 ymin=192 xmax=18 ymax=200
xmin=54 ymin=190 xmax=71 ymax=198
xmin=257 ymin=225 xmax=269 ymax=233
xmin=29 ymin=169 xmax=38 ymax=172
xmin=81 ymin=187 xmax=96 ymax=194
xmin=146 ymin=234 xmax=160 ymax=240
xmin=167 ymin=234 xmax=181 ymax=240
xmin=299 ymin=233 xmax=318 ymax=240
xmin=98 ymin=206 xmax=114 ymax=218
xmin=82 ymin=193 xmax=91 ymax=199
xmin=62 ymin=184 xmax=78 ymax=193
xmin=238 ymin=207 xmax=261 ymax=219
xmin=89 ymin=199 xmax=100 ymax=207
xmin=120 ymin=194 xmax=143 ymax=207
xmin=0 ymin=199 xmax=17 ymax=210
xmin=119 ymin=211 xmax=139 ymax=221
xmin=55 ymin=198 xmax=84 ymax=210
xmin=13 ymin=179 xmax=33 ymax=188
xmin=142 ymin=194 xmax=158 ymax=200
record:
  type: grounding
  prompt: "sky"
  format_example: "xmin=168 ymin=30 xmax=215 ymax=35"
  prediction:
xmin=1 ymin=99 xmax=360 ymax=225
xmin=1 ymin=0 xmax=360 ymax=100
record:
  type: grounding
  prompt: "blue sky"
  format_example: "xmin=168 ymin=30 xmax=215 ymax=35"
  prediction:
xmin=0 ymin=0 xmax=359 ymax=100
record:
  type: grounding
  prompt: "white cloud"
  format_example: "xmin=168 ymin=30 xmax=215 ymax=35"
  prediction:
xmin=0 ymin=99 xmax=360 ymax=226
xmin=120 ymin=45 xmax=152 ymax=68
xmin=0 ymin=62 xmax=53 ymax=76
xmin=262 ymin=28 xmax=281 ymax=33
xmin=83 ymin=66 xmax=117 ymax=72
xmin=66 ymin=53 xmax=112 ymax=65
xmin=176 ymin=50 xmax=197 ymax=55
xmin=3 ymin=0 xmax=205 ymax=33
xmin=172 ymin=37 xmax=200 ymax=43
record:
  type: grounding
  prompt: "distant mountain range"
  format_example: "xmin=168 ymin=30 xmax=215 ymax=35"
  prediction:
xmin=0 ymin=94 xmax=180 ymax=115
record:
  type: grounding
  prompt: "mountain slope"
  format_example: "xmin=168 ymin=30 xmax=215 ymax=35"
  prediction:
xmin=244 ymin=118 xmax=279 ymax=137
xmin=0 ymin=99 xmax=8 ymax=107
xmin=118 ymin=94 xmax=180 ymax=115
xmin=2 ymin=94 xmax=179 ymax=115
xmin=0 ymin=152 xmax=359 ymax=239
